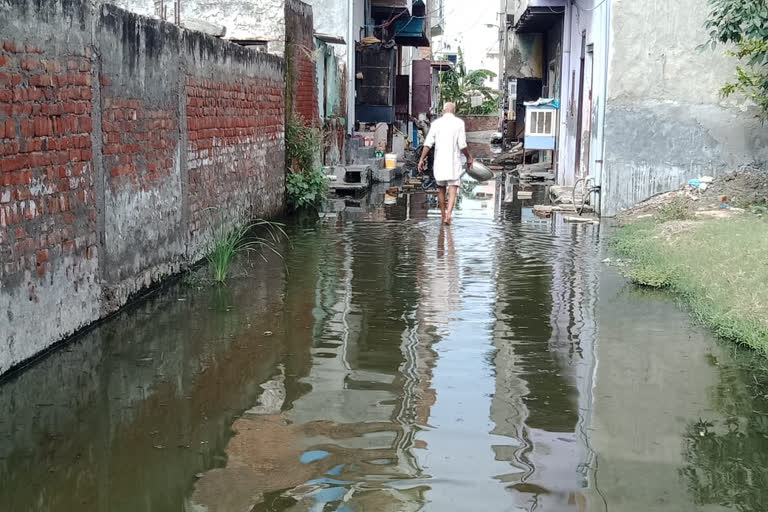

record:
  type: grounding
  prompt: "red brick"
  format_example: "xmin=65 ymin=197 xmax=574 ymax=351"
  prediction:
xmin=42 ymin=60 xmax=61 ymax=72
xmin=33 ymin=117 xmax=52 ymax=137
xmin=1 ymin=119 xmax=13 ymax=139
xmin=29 ymin=74 xmax=54 ymax=87
xmin=35 ymin=248 xmax=48 ymax=264
xmin=20 ymin=57 xmax=40 ymax=70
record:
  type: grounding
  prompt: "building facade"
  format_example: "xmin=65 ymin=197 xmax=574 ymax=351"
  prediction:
xmin=499 ymin=0 xmax=768 ymax=216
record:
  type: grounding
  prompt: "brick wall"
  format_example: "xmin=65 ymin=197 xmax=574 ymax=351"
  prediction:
xmin=0 ymin=0 xmax=286 ymax=376
xmin=186 ymin=77 xmax=284 ymax=243
xmin=285 ymin=0 xmax=317 ymax=124
xmin=463 ymin=115 xmax=499 ymax=133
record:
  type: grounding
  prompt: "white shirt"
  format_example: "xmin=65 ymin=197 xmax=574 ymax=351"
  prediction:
xmin=424 ymin=113 xmax=468 ymax=182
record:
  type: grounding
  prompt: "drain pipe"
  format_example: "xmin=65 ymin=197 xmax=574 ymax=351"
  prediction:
xmin=347 ymin=0 xmax=355 ymax=135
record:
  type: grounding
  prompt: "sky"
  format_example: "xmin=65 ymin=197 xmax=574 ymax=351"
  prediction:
xmin=438 ymin=0 xmax=501 ymax=77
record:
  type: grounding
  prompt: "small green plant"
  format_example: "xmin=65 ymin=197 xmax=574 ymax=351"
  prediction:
xmin=286 ymin=168 xmax=328 ymax=211
xmin=286 ymin=117 xmax=321 ymax=174
xmin=285 ymin=117 xmax=327 ymax=211
xmin=205 ymin=209 xmax=286 ymax=283
xmin=656 ymin=197 xmax=694 ymax=222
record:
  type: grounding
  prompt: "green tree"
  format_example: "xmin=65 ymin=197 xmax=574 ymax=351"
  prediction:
xmin=705 ymin=0 xmax=768 ymax=119
xmin=438 ymin=48 xmax=499 ymax=115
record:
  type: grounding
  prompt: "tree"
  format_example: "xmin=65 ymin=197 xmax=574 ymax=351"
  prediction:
xmin=705 ymin=0 xmax=768 ymax=119
xmin=438 ymin=48 xmax=499 ymax=115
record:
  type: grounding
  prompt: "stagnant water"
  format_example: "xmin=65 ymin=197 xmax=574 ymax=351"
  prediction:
xmin=2 ymin=181 xmax=768 ymax=512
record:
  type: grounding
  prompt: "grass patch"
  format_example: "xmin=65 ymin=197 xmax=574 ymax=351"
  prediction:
xmin=206 ymin=210 xmax=286 ymax=284
xmin=612 ymin=215 xmax=768 ymax=353
xmin=655 ymin=196 xmax=695 ymax=222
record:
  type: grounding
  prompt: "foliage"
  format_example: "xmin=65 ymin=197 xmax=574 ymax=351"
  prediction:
xmin=286 ymin=117 xmax=322 ymax=174
xmin=704 ymin=0 xmax=768 ymax=119
xmin=286 ymin=168 xmax=329 ymax=211
xmin=285 ymin=117 xmax=328 ymax=211
xmin=612 ymin=215 xmax=768 ymax=352
xmin=206 ymin=209 xmax=286 ymax=283
xmin=438 ymin=48 xmax=499 ymax=115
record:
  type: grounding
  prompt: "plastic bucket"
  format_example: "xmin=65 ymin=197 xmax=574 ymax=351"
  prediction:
xmin=385 ymin=153 xmax=397 ymax=169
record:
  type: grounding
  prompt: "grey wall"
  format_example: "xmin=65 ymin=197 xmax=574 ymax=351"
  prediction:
xmin=602 ymin=0 xmax=768 ymax=216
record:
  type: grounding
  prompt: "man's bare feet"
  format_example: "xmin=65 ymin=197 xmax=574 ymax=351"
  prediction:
xmin=445 ymin=216 xmax=452 ymax=225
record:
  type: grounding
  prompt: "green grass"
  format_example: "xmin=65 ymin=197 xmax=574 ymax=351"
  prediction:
xmin=206 ymin=212 xmax=286 ymax=283
xmin=612 ymin=215 xmax=768 ymax=353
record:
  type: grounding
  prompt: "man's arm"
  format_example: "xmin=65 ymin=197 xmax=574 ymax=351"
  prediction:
xmin=418 ymin=124 xmax=437 ymax=171
xmin=418 ymin=144 xmax=431 ymax=171
xmin=462 ymin=147 xmax=473 ymax=168
xmin=458 ymin=121 xmax=472 ymax=168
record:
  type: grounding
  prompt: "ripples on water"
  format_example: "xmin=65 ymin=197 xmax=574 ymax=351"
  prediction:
xmin=1 ymin=183 xmax=768 ymax=511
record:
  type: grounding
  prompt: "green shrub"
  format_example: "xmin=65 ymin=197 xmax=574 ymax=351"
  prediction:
xmin=285 ymin=117 xmax=327 ymax=211
xmin=286 ymin=168 xmax=328 ymax=211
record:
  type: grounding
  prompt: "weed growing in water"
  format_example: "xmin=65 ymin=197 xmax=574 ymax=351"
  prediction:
xmin=205 ymin=209 xmax=286 ymax=284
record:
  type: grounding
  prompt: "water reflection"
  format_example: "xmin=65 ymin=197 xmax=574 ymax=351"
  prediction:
xmin=1 ymin=178 xmax=767 ymax=511
xmin=679 ymin=354 xmax=768 ymax=512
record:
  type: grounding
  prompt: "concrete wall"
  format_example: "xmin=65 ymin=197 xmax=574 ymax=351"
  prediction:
xmin=304 ymin=0 xmax=348 ymax=56
xmin=105 ymin=0 xmax=288 ymax=55
xmin=315 ymin=38 xmax=347 ymax=165
xmin=0 ymin=0 xmax=285 ymax=376
xmin=185 ymin=0 xmax=286 ymax=54
xmin=556 ymin=2 xmax=597 ymax=188
xmin=601 ymin=0 xmax=768 ymax=216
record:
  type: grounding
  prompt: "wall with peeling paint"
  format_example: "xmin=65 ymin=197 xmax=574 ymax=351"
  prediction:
xmin=600 ymin=0 xmax=768 ymax=216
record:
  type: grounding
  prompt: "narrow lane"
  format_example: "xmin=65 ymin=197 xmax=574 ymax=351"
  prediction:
xmin=1 ymin=182 xmax=767 ymax=511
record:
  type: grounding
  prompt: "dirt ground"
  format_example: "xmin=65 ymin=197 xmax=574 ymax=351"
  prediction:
xmin=618 ymin=164 xmax=768 ymax=223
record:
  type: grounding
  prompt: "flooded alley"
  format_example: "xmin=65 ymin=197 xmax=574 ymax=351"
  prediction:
xmin=2 ymin=181 xmax=767 ymax=512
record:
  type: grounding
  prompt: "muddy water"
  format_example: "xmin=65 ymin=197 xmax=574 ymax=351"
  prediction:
xmin=2 ymin=181 xmax=768 ymax=512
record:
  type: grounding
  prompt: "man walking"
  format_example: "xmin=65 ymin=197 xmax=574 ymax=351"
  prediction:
xmin=417 ymin=103 xmax=473 ymax=225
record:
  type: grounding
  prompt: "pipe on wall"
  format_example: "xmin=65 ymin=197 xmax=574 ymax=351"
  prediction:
xmin=347 ymin=0 xmax=355 ymax=135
